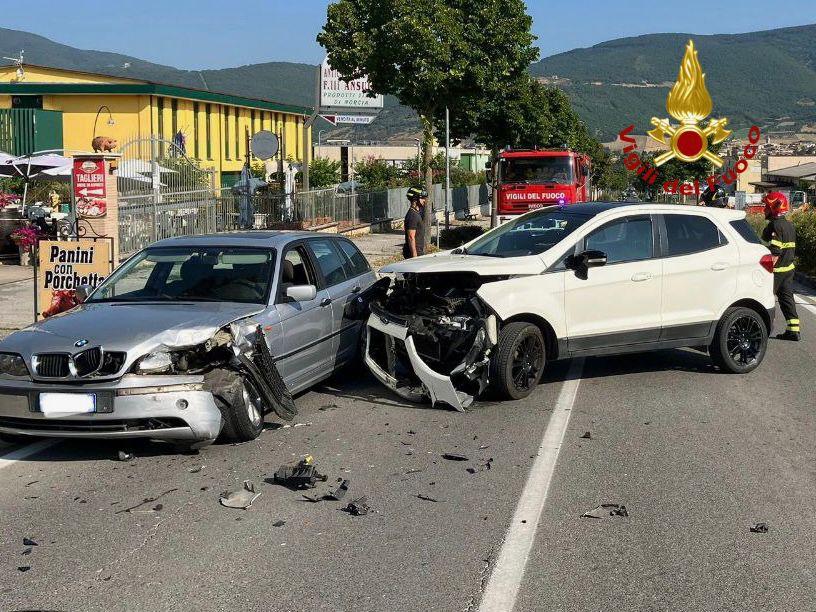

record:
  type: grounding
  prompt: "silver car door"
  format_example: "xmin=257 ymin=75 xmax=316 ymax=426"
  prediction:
xmin=273 ymin=243 xmax=334 ymax=392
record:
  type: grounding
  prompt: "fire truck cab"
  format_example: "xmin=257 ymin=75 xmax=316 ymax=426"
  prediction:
xmin=495 ymin=149 xmax=591 ymax=221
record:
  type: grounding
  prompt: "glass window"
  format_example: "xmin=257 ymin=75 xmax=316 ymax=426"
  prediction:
xmin=234 ymin=109 xmax=240 ymax=160
xmin=500 ymin=156 xmax=574 ymax=184
xmin=729 ymin=219 xmax=761 ymax=245
xmin=664 ymin=215 xmax=723 ymax=256
xmin=205 ymin=104 xmax=212 ymax=160
xmin=338 ymin=240 xmax=371 ymax=277
xmin=466 ymin=208 xmax=592 ymax=257
xmin=308 ymin=239 xmax=348 ymax=287
xmin=279 ymin=247 xmax=316 ymax=301
xmin=193 ymin=102 xmax=200 ymax=159
xmin=89 ymin=247 xmax=275 ymax=305
xmin=585 ymin=217 xmax=653 ymax=263
xmin=224 ymin=106 xmax=231 ymax=159
xmin=171 ymin=98 xmax=178 ymax=138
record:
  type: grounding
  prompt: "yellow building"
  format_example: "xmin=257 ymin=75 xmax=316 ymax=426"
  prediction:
xmin=0 ymin=64 xmax=312 ymax=187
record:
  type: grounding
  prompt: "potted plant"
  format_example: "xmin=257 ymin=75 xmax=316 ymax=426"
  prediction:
xmin=10 ymin=224 xmax=42 ymax=266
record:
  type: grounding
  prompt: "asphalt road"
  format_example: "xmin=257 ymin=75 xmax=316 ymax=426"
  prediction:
xmin=1 ymin=290 xmax=815 ymax=612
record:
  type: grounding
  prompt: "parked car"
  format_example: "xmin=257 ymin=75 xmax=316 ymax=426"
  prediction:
xmin=365 ymin=202 xmax=775 ymax=410
xmin=0 ymin=232 xmax=377 ymax=449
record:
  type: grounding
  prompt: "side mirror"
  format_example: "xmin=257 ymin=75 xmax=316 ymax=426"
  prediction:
xmin=581 ymin=249 xmax=608 ymax=268
xmin=565 ymin=250 xmax=607 ymax=279
xmin=286 ymin=284 xmax=317 ymax=302
xmin=75 ymin=284 xmax=93 ymax=303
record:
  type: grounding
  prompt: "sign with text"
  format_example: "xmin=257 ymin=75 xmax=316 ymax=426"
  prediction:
xmin=72 ymin=158 xmax=107 ymax=218
xmin=320 ymin=114 xmax=375 ymax=125
xmin=320 ymin=57 xmax=384 ymax=110
xmin=36 ymin=239 xmax=112 ymax=319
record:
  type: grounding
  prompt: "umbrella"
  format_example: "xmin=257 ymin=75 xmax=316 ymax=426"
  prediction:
xmin=0 ymin=154 xmax=73 ymax=204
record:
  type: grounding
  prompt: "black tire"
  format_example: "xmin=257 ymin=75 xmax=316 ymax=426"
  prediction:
xmin=205 ymin=369 xmax=265 ymax=443
xmin=0 ymin=432 xmax=38 ymax=446
xmin=709 ymin=307 xmax=768 ymax=374
xmin=489 ymin=322 xmax=546 ymax=400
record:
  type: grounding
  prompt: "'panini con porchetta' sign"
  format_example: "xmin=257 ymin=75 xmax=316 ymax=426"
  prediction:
xmin=36 ymin=240 xmax=112 ymax=319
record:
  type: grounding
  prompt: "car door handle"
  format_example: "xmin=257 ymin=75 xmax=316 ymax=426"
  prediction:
xmin=631 ymin=272 xmax=652 ymax=282
xmin=351 ymin=286 xmax=362 ymax=294
xmin=320 ymin=298 xmax=332 ymax=307
xmin=711 ymin=262 xmax=729 ymax=271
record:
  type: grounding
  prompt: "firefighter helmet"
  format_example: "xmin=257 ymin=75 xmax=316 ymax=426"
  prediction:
xmin=763 ymin=191 xmax=790 ymax=218
xmin=407 ymin=187 xmax=428 ymax=202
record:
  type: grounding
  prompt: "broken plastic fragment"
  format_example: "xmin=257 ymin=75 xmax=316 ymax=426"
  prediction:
xmin=18 ymin=566 xmax=31 ymax=572
xmin=326 ymin=479 xmax=350 ymax=501
xmin=117 ymin=451 xmax=135 ymax=462
xmin=273 ymin=456 xmax=328 ymax=490
xmin=343 ymin=496 xmax=370 ymax=516
xmin=21 ymin=547 xmax=32 ymax=556
xmin=750 ymin=522 xmax=769 ymax=533
xmin=188 ymin=465 xmax=205 ymax=473
xmin=219 ymin=481 xmax=261 ymax=509
xmin=272 ymin=520 xmax=286 ymax=528
xmin=581 ymin=504 xmax=628 ymax=519
xmin=579 ymin=431 xmax=592 ymax=440
xmin=22 ymin=537 xmax=38 ymax=547
xmin=416 ymin=494 xmax=439 ymax=503
xmin=442 ymin=453 xmax=469 ymax=461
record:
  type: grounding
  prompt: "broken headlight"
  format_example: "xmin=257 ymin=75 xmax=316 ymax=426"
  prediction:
xmin=134 ymin=351 xmax=173 ymax=374
xmin=0 ymin=352 xmax=30 ymax=378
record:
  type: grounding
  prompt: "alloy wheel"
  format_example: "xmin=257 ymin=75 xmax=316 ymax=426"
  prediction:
xmin=726 ymin=315 xmax=763 ymax=367
xmin=511 ymin=335 xmax=544 ymax=392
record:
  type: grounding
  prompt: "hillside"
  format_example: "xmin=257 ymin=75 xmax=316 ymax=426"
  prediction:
xmin=2 ymin=24 xmax=816 ymax=143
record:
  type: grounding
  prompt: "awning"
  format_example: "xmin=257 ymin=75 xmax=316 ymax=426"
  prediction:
xmin=766 ymin=162 xmax=816 ymax=181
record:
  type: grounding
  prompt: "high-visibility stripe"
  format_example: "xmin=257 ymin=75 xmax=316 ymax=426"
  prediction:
xmin=787 ymin=319 xmax=800 ymax=324
xmin=774 ymin=263 xmax=795 ymax=273
xmin=788 ymin=326 xmax=800 ymax=332
xmin=769 ymin=239 xmax=796 ymax=248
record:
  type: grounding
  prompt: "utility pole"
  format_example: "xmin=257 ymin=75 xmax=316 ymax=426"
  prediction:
xmin=444 ymin=106 xmax=451 ymax=235
xmin=302 ymin=63 xmax=322 ymax=192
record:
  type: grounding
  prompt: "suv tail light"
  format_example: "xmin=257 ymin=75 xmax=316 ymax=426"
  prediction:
xmin=760 ymin=254 xmax=774 ymax=273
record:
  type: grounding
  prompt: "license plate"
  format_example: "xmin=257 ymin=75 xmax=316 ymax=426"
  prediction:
xmin=39 ymin=393 xmax=96 ymax=416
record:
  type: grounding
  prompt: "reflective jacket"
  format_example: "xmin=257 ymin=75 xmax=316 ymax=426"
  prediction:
xmin=762 ymin=218 xmax=796 ymax=273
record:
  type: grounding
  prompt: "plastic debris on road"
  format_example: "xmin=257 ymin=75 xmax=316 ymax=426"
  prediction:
xmin=467 ymin=458 xmax=493 ymax=474
xmin=117 ymin=451 xmax=135 ymax=462
xmin=343 ymin=496 xmax=371 ymax=516
xmin=219 ymin=481 xmax=261 ymax=509
xmin=416 ymin=494 xmax=439 ymax=503
xmin=272 ymin=455 xmax=328 ymax=490
xmin=442 ymin=453 xmax=469 ymax=461
xmin=23 ymin=537 xmax=38 ymax=547
xmin=579 ymin=431 xmax=592 ymax=439
xmin=272 ymin=520 xmax=286 ymax=527
xmin=581 ymin=504 xmax=629 ymax=519
xmin=326 ymin=479 xmax=350 ymax=501
xmin=750 ymin=522 xmax=769 ymax=533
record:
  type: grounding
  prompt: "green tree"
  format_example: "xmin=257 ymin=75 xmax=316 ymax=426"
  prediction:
xmin=318 ymin=0 xmax=538 ymax=248
xmin=353 ymin=156 xmax=402 ymax=189
xmin=310 ymin=157 xmax=342 ymax=189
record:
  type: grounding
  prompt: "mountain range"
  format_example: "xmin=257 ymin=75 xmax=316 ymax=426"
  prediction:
xmin=2 ymin=23 xmax=816 ymax=144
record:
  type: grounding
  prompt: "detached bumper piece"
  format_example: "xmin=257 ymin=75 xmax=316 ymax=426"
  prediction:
xmin=365 ymin=309 xmax=496 ymax=412
xmin=233 ymin=326 xmax=297 ymax=421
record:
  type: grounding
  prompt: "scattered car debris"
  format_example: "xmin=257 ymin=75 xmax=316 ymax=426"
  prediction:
xmin=403 ymin=468 xmax=423 ymax=475
xmin=326 ymin=479 xmax=350 ymax=501
xmin=442 ymin=453 xmax=469 ymax=462
xmin=21 ymin=547 xmax=32 ymax=556
xmin=188 ymin=465 xmax=205 ymax=473
xmin=579 ymin=431 xmax=592 ymax=440
xmin=416 ymin=494 xmax=439 ymax=503
xmin=273 ymin=455 xmax=328 ymax=490
xmin=22 ymin=537 xmax=38 ymax=547
xmin=117 ymin=451 xmax=135 ymax=462
xmin=319 ymin=403 xmax=338 ymax=411
xmin=17 ymin=566 xmax=31 ymax=573
xmin=281 ymin=422 xmax=312 ymax=429
xmin=220 ymin=481 xmax=261 ymax=509
xmin=343 ymin=496 xmax=371 ymax=516
xmin=478 ymin=444 xmax=490 ymax=450
xmin=750 ymin=522 xmax=769 ymax=533
xmin=116 ymin=488 xmax=178 ymax=514
xmin=272 ymin=520 xmax=286 ymax=528
xmin=153 ymin=504 xmax=164 ymax=511
xmin=581 ymin=504 xmax=629 ymax=519
xmin=466 ymin=458 xmax=493 ymax=474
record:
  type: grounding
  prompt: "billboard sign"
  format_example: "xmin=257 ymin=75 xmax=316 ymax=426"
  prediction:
xmin=320 ymin=57 xmax=384 ymax=110
xmin=36 ymin=239 xmax=112 ymax=319
xmin=72 ymin=158 xmax=107 ymax=218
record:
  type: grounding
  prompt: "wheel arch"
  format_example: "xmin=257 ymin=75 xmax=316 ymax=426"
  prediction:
xmin=501 ymin=313 xmax=560 ymax=361
xmin=726 ymin=298 xmax=772 ymax=333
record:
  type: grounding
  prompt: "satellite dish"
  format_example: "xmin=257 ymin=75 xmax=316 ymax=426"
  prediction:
xmin=251 ymin=130 xmax=279 ymax=161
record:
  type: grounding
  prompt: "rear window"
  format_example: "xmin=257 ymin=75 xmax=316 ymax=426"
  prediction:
xmin=729 ymin=219 xmax=762 ymax=244
xmin=338 ymin=240 xmax=371 ymax=277
xmin=663 ymin=214 xmax=724 ymax=256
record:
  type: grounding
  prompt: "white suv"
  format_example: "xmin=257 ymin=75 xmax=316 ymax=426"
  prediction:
xmin=364 ymin=203 xmax=775 ymax=410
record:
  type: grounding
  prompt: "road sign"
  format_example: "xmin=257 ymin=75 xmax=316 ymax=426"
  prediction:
xmin=250 ymin=130 xmax=279 ymax=160
xmin=320 ymin=115 xmax=337 ymax=126
xmin=335 ymin=115 xmax=375 ymax=125
xmin=72 ymin=159 xmax=106 ymax=218
xmin=320 ymin=57 xmax=384 ymax=110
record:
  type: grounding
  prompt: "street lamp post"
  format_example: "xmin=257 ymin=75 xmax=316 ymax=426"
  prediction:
xmin=93 ymin=105 xmax=115 ymax=139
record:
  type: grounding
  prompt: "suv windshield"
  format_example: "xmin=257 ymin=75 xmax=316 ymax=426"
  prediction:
xmin=89 ymin=247 xmax=275 ymax=304
xmin=500 ymin=156 xmax=574 ymax=184
xmin=466 ymin=208 xmax=591 ymax=257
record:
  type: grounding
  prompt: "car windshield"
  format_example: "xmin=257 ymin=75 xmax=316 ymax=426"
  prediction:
xmin=89 ymin=246 xmax=276 ymax=304
xmin=501 ymin=156 xmax=574 ymax=184
xmin=465 ymin=208 xmax=591 ymax=257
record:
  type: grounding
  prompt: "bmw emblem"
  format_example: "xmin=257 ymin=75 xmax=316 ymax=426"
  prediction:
xmin=74 ymin=339 xmax=89 ymax=347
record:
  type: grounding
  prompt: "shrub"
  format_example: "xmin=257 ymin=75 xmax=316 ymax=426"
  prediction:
xmin=440 ymin=225 xmax=484 ymax=249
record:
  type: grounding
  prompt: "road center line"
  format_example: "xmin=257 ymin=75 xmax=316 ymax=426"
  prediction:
xmin=478 ymin=357 xmax=585 ymax=612
xmin=0 ymin=439 xmax=57 ymax=471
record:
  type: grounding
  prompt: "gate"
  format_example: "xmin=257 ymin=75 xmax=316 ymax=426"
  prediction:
xmin=117 ymin=136 xmax=217 ymax=255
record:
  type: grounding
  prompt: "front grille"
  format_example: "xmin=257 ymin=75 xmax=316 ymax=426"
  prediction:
xmin=73 ymin=347 xmax=102 ymax=376
xmin=99 ymin=352 xmax=126 ymax=376
xmin=35 ymin=354 xmax=69 ymax=378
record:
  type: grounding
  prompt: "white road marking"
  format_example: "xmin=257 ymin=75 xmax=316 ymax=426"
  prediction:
xmin=0 ymin=439 xmax=57 ymax=471
xmin=795 ymin=293 xmax=816 ymax=314
xmin=478 ymin=357 xmax=585 ymax=612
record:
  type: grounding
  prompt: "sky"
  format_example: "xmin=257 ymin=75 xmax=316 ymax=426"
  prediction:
xmin=1 ymin=0 xmax=815 ymax=69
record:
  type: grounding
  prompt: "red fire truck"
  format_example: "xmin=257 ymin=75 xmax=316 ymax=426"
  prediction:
xmin=495 ymin=149 xmax=591 ymax=218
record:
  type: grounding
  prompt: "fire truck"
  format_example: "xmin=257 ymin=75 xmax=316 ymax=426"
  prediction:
xmin=494 ymin=149 xmax=591 ymax=219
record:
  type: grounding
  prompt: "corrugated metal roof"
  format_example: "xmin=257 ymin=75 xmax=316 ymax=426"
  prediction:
xmin=766 ymin=162 xmax=816 ymax=179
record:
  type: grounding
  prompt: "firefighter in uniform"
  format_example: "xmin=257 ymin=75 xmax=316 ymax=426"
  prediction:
xmin=761 ymin=191 xmax=799 ymax=341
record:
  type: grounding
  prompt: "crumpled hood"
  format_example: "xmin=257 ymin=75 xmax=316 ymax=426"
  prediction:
xmin=381 ymin=253 xmax=546 ymax=276
xmin=0 ymin=302 xmax=264 ymax=357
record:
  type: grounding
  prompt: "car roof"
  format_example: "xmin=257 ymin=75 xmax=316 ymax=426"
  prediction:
xmin=549 ymin=202 xmax=745 ymax=220
xmin=150 ymin=231 xmax=346 ymax=249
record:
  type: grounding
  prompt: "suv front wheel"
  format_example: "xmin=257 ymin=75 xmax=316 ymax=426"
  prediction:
xmin=489 ymin=322 xmax=546 ymax=400
xmin=709 ymin=306 xmax=768 ymax=374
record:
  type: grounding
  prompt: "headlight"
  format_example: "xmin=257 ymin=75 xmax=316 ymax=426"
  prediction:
xmin=0 ymin=352 xmax=30 ymax=378
xmin=135 ymin=351 xmax=173 ymax=373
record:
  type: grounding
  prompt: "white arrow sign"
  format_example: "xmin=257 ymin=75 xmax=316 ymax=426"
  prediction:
xmin=335 ymin=115 xmax=375 ymax=125
xmin=78 ymin=187 xmax=104 ymax=197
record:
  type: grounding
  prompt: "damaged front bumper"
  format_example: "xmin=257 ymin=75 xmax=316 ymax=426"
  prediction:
xmin=0 ymin=374 xmax=222 ymax=443
xmin=364 ymin=310 xmax=497 ymax=411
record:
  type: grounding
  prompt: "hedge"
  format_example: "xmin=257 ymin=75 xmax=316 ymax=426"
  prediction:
xmin=747 ymin=208 xmax=816 ymax=276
